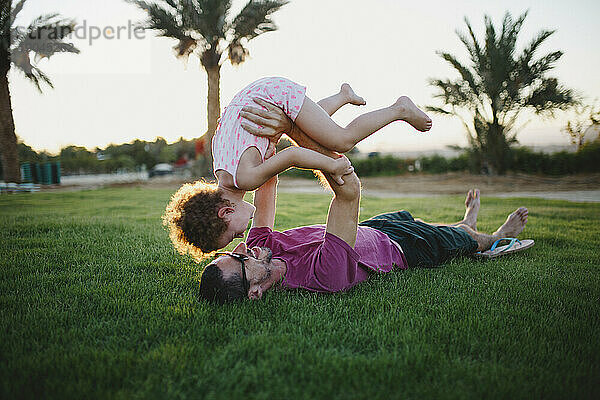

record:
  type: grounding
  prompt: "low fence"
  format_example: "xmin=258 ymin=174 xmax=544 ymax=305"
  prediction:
xmin=0 ymin=183 xmax=40 ymax=193
xmin=21 ymin=162 xmax=61 ymax=185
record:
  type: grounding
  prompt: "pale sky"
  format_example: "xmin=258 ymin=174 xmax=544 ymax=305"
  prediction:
xmin=9 ymin=0 xmax=600 ymax=154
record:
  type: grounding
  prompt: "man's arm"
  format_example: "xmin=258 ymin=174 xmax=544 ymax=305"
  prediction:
xmin=252 ymin=174 xmax=277 ymax=230
xmin=277 ymin=109 xmax=361 ymax=247
xmin=321 ymin=171 xmax=361 ymax=248
xmin=252 ymin=161 xmax=361 ymax=247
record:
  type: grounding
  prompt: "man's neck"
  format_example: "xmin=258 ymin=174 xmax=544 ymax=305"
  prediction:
xmin=261 ymin=258 xmax=287 ymax=291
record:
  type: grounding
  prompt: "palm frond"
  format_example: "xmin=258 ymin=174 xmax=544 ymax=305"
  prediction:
xmin=519 ymin=29 xmax=554 ymax=65
xmin=230 ymin=0 xmax=287 ymax=40
xmin=529 ymin=50 xmax=563 ymax=76
xmin=483 ymin=14 xmax=496 ymax=56
xmin=189 ymin=0 xmax=231 ymax=43
xmin=163 ymin=0 xmax=178 ymax=9
xmin=523 ymin=77 xmax=575 ymax=114
xmin=127 ymin=0 xmax=198 ymax=58
xmin=437 ymin=51 xmax=479 ymax=97
xmin=128 ymin=0 xmax=182 ymax=38
xmin=429 ymin=78 xmax=474 ymax=109
xmin=29 ymin=65 xmax=53 ymax=91
xmin=499 ymin=11 xmax=527 ymax=55
xmin=8 ymin=10 xmax=80 ymax=90
xmin=463 ymin=17 xmax=484 ymax=69
xmin=226 ymin=0 xmax=288 ymax=65
xmin=11 ymin=47 xmax=54 ymax=92
xmin=13 ymin=15 xmax=79 ymax=60
xmin=502 ymin=111 xmax=520 ymax=132
xmin=456 ymin=30 xmax=480 ymax=71
xmin=425 ymin=106 xmax=452 ymax=115
xmin=11 ymin=0 xmax=26 ymax=22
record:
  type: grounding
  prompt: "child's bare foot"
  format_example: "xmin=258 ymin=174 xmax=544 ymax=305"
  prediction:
xmin=493 ymin=207 xmax=529 ymax=237
xmin=330 ymin=155 xmax=354 ymax=185
xmin=394 ymin=96 xmax=432 ymax=132
xmin=340 ymin=83 xmax=366 ymax=106
xmin=461 ymin=189 xmax=480 ymax=230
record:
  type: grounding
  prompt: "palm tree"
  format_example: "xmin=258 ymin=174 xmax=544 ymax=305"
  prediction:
xmin=0 ymin=0 xmax=79 ymax=183
xmin=127 ymin=0 xmax=288 ymax=175
xmin=428 ymin=11 xmax=576 ymax=174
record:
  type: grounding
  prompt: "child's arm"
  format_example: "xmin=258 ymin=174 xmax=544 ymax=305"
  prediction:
xmin=236 ymin=147 xmax=353 ymax=191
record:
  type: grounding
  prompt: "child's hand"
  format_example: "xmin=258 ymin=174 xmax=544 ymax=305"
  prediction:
xmin=330 ymin=155 xmax=354 ymax=185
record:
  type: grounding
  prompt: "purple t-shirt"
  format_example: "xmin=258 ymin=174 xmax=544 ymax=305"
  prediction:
xmin=246 ymin=225 xmax=407 ymax=293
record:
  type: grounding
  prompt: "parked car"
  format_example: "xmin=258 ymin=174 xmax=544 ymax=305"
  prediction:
xmin=148 ymin=163 xmax=174 ymax=178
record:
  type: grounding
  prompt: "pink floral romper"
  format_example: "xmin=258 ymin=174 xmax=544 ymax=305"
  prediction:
xmin=212 ymin=77 xmax=307 ymax=188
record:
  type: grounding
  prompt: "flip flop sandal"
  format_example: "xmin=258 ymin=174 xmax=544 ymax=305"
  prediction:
xmin=475 ymin=238 xmax=535 ymax=259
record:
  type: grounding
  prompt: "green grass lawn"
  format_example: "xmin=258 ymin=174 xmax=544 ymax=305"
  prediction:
xmin=1 ymin=187 xmax=599 ymax=399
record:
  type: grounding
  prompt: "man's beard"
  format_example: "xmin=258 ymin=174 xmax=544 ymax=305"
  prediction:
xmin=260 ymin=248 xmax=273 ymax=280
xmin=262 ymin=247 xmax=273 ymax=264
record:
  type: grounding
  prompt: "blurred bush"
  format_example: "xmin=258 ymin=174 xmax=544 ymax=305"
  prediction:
xmin=509 ymin=141 xmax=600 ymax=175
xmin=282 ymin=140 xmax=600 ymax=178
xmin=4 ymin=138 xmax=599 ymax=178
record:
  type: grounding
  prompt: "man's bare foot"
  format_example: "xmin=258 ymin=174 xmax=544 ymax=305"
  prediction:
xmin=493 ymin=207 xmax=529 ymax=238
xmin=340 ymin=83 xmax=366 ymax=106
xmin=461 ymin=189 xmax=480 ymax=230
xmin=394 ymin=96 xmax=432 ymax=132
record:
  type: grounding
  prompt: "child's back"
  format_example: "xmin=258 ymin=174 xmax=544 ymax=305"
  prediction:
xmin=212 ymin=77 xmax=306 ymax=189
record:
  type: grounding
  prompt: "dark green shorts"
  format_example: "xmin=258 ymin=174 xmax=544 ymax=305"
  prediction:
xmin=359 ymin=211 xmax=478 ymax=268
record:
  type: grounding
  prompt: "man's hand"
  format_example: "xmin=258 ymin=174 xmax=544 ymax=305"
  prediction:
xmin=240 ymin=98 xmax=292 ymax=144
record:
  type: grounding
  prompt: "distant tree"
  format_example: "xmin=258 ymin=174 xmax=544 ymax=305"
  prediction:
xmin=60 ymin=145 xmax=100 ymax=173
xmin=0 ymin=0 xmax=79 ymax=182
xmin=16 ymin=137 xmax=44 ymax=162
xmin=428 ymin=11 xmax=576 ymax=174
xmin=127 ymin=0 xmax=289 ymax=175
xmin=562 ymin=101 xmax=600 ymax=150
xmin=129 ymin=139 xmax=156 ymax=168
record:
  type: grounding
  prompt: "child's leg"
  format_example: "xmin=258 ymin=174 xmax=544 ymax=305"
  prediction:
xmin=317 ymin=83 xmax=366 ymax=116
xmin=295 ymin=96 xmax=432 ymax=153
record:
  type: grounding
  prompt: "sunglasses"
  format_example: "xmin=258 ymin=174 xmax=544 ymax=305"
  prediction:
xmin=215 ymin=252 xmax=250 ymax=294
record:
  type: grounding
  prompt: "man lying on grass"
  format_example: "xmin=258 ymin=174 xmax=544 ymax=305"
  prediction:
xmin=186 ymin=103 xmax=530 ymax=303
xmin=160 ymin=102 xmax=530 ymax=303
xmin=199 ymin=175 xmax=530 ymax=303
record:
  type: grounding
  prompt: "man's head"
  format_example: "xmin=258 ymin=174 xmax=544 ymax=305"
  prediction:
xmin=162 ymin=180 xmax=256 ymax=261
xmin=199 ymin=242 xmax=276 ymax=303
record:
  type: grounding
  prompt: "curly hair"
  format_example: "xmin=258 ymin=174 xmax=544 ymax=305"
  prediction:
xmin=162 ymin=180 xmax=231 ymax=262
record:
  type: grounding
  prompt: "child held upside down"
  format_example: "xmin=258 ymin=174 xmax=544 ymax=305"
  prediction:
xmin=163 ymin=77 xmax=432 ymax=261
